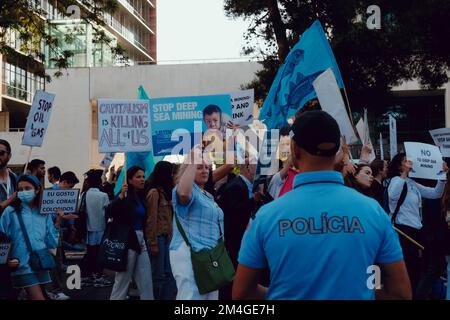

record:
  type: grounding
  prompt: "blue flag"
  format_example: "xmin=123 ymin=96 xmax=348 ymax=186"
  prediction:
xmin=114 ymin=86 xmax=163 ymax=195
xmin=259 ymin=20 xmax=345 ymax=129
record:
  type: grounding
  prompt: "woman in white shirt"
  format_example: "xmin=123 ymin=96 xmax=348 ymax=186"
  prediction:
xmin=387 ymin=152 xmax=448 ymax=296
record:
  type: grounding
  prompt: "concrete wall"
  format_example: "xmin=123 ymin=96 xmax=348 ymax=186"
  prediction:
xmin=1 ymin=62 xmax=262 ymax=186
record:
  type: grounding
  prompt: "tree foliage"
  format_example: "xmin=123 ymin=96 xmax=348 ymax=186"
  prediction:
xmin=0 ymin=0 xmax=127 ymax=81
xmin=225 ymin=0 xmax=450 ymax=110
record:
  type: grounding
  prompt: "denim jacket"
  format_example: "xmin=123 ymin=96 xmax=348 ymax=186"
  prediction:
xmin=0 ymin=204 xmax=59 ymax=276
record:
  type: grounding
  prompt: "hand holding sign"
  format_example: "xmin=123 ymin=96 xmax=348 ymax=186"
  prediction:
xmin=404 ymin=142 xmax=445 ymax=180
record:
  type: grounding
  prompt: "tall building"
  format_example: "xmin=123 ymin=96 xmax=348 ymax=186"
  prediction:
xmin=0 ymin=0 xmax=156 ymax=133
xmin=45 ymin=0 xmax=157 ymax=67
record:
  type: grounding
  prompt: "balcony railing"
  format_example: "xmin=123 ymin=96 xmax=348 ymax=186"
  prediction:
xmin=117 ymin=0 xmax=151 ymax=28
xmin=103 ymin=13 xmax=150 ymax=53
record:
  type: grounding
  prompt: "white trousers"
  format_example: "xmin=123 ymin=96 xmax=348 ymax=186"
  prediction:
xmin=169 ymin=241 xmax=218 ymax=300
xmin=110 ymin=230 xmax=154 ymax=300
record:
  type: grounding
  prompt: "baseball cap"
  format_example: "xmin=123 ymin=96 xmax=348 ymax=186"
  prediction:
xmin=290 ymin=110 xmax=341 ymax=157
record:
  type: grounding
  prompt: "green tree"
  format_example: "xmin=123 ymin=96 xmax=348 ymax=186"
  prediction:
xmin=0 ymin=0 xmax=127 ymax=81
xmin=225 ymin=0 xmax=450 ymax=111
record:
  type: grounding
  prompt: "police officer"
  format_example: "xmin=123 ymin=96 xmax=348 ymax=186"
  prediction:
xmin=233 ymin=110 xmax=412 ymax=300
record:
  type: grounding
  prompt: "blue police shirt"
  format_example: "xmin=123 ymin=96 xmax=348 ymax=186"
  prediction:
xmin=238 ymin=170 xmax=403 ymax=300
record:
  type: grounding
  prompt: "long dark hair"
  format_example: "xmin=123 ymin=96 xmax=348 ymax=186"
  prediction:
xmin=388 ymin=152 xmax=406 ymax=178
xmin=146 ymin=161 xmax=174 ymax=200
xmin=126 ymin=166 xmax=145 ymax=202
xmin=344 ymin=164 xmax=373 ymax=196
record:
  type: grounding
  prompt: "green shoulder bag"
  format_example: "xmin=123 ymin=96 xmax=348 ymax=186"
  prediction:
xmin=175 ymin=214 xmax=235 ymax=294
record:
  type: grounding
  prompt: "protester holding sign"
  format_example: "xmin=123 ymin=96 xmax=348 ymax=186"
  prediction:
xmin=0 ymin=140 xmax=17 ymax=215
xmin=170 ymin=147 xmax=229 ymax=300
xmin=0 ymin=174 xmax=61 ymax=300
xmin=387 ymin=152 xmax=448 ymax=297
xmin=109 ymin=166 xmax=154 ymax=300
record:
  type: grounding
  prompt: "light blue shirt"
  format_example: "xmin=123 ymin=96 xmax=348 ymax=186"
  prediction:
xmin=171 ymin=183 xmax=224 ymax=252
xmin=388 ymin=176 xmax=445 ymax=229
xmin=239 ymin=175 xmax=253 ymax=198
xmin=0 ymin=205 xmax=59 ymax=276
xmin=238 ymin=170 xmax=403 ymax=300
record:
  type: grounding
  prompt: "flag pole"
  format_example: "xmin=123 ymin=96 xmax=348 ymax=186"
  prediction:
xmin=343 ymin=88 xmax=355 ymax=126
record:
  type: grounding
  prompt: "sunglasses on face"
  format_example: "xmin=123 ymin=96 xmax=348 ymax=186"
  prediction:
xmin=0 ymin=150 xmax=9 ymax=156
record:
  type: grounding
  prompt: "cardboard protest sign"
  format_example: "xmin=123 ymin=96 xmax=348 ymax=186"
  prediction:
xmin=429 ymin=128 xmax=450 ymax=157
xmin=404 ymin=142 xmax=445 ymax=180
xmin=312 ymin=69 xmax=358 ymax=144
xmin=0 ymin=242 xmax=11 ymax=264
xmin=22 ymin=90 xmax=56 ymax=147
xmin=230 ymin=89 xmax=254 ymax=127
xmin=40 ymin=189 xmax=80 ymax=215
xmin=100 ymin=152 xmax=115 ymax=168
xmin=98 ymin=99 xmax=151 ymax=153
xmin=150 ymin=94 xmax=232 ymax=156
xmin=389 ymin=114 xmax=397 ymax=159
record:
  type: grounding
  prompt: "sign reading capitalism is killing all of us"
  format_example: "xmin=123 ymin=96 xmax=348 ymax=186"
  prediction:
xmin=98 ymin=99 xmax=152 ymax=153
xmin=150 ymin=94 xmax=232 ymax=156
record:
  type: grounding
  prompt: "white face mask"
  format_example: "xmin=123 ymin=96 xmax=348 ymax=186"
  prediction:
xmin=18 ymin=190 xmax=36 ymax=204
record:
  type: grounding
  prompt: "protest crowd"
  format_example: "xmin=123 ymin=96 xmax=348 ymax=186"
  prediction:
xmin=0 ymin=20 xmax=450 ymax=302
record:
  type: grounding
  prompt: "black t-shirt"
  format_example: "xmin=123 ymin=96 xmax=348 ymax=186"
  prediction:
xmin=371 ymin=180 xmax=384 ymax=207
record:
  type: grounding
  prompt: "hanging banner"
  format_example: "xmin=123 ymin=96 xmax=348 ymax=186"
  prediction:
xmin=22 ymin=90 xmax=56 ymax=147
xmin=429 ymin=127 xmax=450 ymax=158
xmin=98 ymin=99 xmax=151 ymax=153
xmin=230 ymin=89 xmax=254 ymax=127
xmin=312 ymin=69 xmax=358 ymax=144
xmin=404 ymin=142 xmax=445 ymax=181
xmin=150 ymin=94 xmax=232 ymax=156
xmin=389 ymin=114 xmax=398 ymax=159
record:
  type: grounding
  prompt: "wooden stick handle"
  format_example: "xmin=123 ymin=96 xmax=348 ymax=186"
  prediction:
xmin=393 ymin=226 xmax=425 ymax=250
xmin=23 ymin=147 xmax=33 ymax=173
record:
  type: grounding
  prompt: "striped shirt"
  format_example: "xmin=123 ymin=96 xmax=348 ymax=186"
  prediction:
xmin=170 ymin=183 xmax=224 ymax=252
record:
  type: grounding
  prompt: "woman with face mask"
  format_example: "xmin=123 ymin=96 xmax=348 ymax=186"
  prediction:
xmin=0 ymin=174 xmax=61 ymax=300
